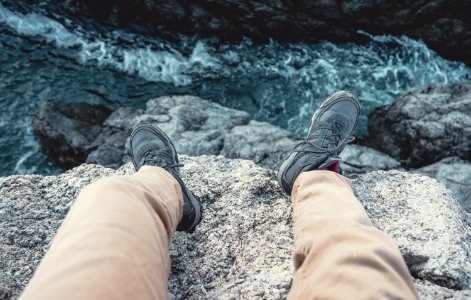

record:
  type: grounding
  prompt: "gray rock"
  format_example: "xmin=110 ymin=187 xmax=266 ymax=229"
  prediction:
xmin=103 ymin=106 xmax=143 ymax=129
xmin=1 ymin=156 xmax=470 ymax=298
xmin=141 ymin=96 xmax=252 ymax=156
xmin=38 ymin=0 xmax=471 ymax=66
xmin=31 ymin=102 xmax=112 ymax=168
xmin=416 ymin=157 xmax=471 ymax=212
xmin=367 ymin=82 xmax=471 ymax=167
xmin=353 ymin=170 xmax=471 ymax=290
xmin=31 ymin=96 xmax=410 ymax=175
xmin=86 ymin=95 xmax=400 ymax=174
xmin=340 ymin=144 xmax=401 ymax=177
xmin=414 ymin=279 xmax=471 ymax=300
xmin=91 ymin=95 xmax=268 ymax=168
xmin=86 ymin=127 xmax=129 ymax=169
xmin=221 ymin=120 xmax=300 ymax=169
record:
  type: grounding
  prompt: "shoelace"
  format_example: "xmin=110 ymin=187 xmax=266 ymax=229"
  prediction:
xmin=294 ymin=121 xmax=355 ymax=159
xmin=140 ymin=149 xmax=183 ymax=170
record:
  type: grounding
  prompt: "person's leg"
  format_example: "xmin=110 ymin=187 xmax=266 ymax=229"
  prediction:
xmin=21 ymin=166 xmax=182 ymax=300
xmin=278 ymin=91 xmax=418 ymax=299
xmin=21 ymin=124 xmax=202 ymax=300
xmin=288 ymin=170 xmax=418 ymax=299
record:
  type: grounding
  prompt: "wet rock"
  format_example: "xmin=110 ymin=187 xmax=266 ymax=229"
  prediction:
xmin=33 ymin=0 xmax=471 ymax=65
xmin=416 ymin=157 xmax=471 ymax=212
xmin=1 ymin=156 xmax=470 ymax=298
xmin=367 ymin=82 xmax=471 ymax=167
xmin=31 ymin=102 xmax=112 ymax=168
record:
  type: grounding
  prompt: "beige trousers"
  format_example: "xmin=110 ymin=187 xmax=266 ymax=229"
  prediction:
xmin=21 ymin=167 xmax=418 ymax=300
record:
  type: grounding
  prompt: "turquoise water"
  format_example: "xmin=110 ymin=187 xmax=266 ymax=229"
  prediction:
xmin=0 ymin=3 xmax=470 ymax=175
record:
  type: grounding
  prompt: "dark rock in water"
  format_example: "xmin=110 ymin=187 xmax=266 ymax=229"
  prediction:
xmin=38 ymin=0 xmax=471 ymax=66
xmin=86 ymin=127 xmax=129 ymax=169
xmin=416 ymin=157 xmax=471 ymax=212
xmin=85 ymin=107 xmax=143 ymax=169
xmin=31 ymin=102 xmax=112 ymax=168
xmin=367 ymin=82 xmax=471 ymax=167
xmin=0 ymin=157 xmax=470 ymax=298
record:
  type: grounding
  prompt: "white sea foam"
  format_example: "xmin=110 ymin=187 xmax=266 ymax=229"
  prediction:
xmin=1 ymin=3 xmax=471 ymax=175
xmin=0 ymin=4 xmax=219 ymax=86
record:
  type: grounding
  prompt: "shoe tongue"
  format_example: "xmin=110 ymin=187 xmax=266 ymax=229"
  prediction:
xmin=307 ymin=123 xmax=334 ymax=148
xmin=308 ymin=128 xmax=332 ymax=148
xmin=308 ymin=115 xmax=348 ymax=148
xmin=137 ymin=143 xmax=173 ymax=167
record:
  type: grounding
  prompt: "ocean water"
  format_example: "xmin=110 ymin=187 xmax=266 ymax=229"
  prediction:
xmin=0 ymin=3 xmax=470 ymax=175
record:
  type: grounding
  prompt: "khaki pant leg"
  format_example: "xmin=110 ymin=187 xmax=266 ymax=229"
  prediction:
xmin=288 ymin=170 xmax=418 ymax=300
xmin=21 ymin=166 xmax=182 ymax=300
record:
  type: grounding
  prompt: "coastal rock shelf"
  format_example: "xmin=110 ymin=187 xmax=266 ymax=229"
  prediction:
xmin=31 ymin=87 xmax=471 ymax=211
xmin=0 ymin=156 xmax=470 ymax=299
xmin=32 ymin=95 xmax=399 ymax=175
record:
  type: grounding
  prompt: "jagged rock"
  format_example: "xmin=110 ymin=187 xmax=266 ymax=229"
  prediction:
xmin=416 ymin=157 xmax=471 ymax=212
xmin=89 ymin=96 xmax=401 ymax=173
xmin=354 ymin=170 xmax=471 ymax=290
xmin=31 ymin=102 xmax=112 ymax=168
xmin=367 ymin=82 xmax=471 ymax=167
xmin=414 ymin=279 xmax=471 ymax=300
xmin=1 ymin=156 xmax=470 ymax=298
xmin=33 ymin=96 xmax=405 ymax=178
xmin=339 ymin=144 xmax=401 ymax=177
xmin=85 ymin=95 xmax=252 ymax=168
xmin=85 ymin=107 xmax=143 ymax=168
xmin=22 ymin=0 xmax=471 ymax=66
xmin=220 ymin=120 xmax=299 ymax=169
xmin=141 ymin=96 xmax=252 ymax=155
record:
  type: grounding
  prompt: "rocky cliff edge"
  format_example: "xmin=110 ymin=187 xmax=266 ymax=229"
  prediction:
xmin=1 ymin=156 xmax=470 ymax=299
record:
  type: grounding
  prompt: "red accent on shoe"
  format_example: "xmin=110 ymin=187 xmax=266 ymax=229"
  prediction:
xmin=320 ymin=160 xmax=340 ymax=173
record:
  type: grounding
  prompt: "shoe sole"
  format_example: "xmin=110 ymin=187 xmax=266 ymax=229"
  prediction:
xmin=130 ymin=124 xmax=202 ymax=232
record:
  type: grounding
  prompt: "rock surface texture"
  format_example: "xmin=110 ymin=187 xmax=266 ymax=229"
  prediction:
xmin=19 ymin=0 xmax=471 ymax=66
xmin=368 ymin=82 xmax=471 ymax=168
xmin=339 ymin=144 xmax=401 ymax=176
xmin=1 ymin=156 xmax=470 ymax=299
xmin=417 ymin=157 xmax=471 ymax=212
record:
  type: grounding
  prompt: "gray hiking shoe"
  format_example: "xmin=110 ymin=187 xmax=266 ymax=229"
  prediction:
xmin=278 ymin=91 xmax=360 ymax=195
xmin=130 ymin=124 xmax=202 ymax=232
